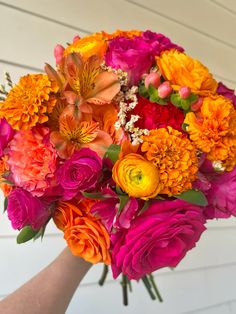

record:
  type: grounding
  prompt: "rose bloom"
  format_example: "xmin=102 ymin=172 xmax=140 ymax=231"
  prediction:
xmin=56 ymin=148 xmax=102 ymax=200
xmin=112 ymin=153 xmax=161 ymax=200
xmin=111 ymin=199 xmax=206 ymax=280
xmin=7 ymin=126 xmax=57 ymax=196
xmin=131 ymin=96 xmax=184 ymax=131
xmin=142 ymin=30 xmax=184 ymax=55
xmin=53 ymin=199 xmax=111 ymax=264
xmin=0 ymin=118 xmax=15 ymax=157
xmin=217 ymin=82 xmax=236 ymax=109
xmin=105 ymin=36 xmax=154 ymax=85
xmin=156 ymin=49 xmax=218 ymax=95
xmin=7 ymin=188 xmax=50 ymax=230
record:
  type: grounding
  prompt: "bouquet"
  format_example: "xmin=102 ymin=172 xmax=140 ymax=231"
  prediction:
xmin=0 ymin=29 xmax=236 ymax=305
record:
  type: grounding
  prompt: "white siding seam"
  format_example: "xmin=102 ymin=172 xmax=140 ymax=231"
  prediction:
xmin=0 ymin=1 xmax=91 ymax=34
xmin=210 ymin=0 xmax=236 ymax=16
xmin=181 ymin=298 xmax=235 ymax=314
xmin=124 ymin=0 xmax=236 ymax=50
xmin=0 ymin=59 xmax=43 ymax=72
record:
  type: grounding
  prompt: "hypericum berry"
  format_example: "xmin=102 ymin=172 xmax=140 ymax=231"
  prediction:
xmin=144 ymin=72 xmax=161 ymax=89
xmin=73 ymin=35 xmax=81 ymax=43
xmin=179 ymin=86 xmax=191 ymax=99
xmin=158 ymin=82 xmax=172 ymax=98
xmin=191 ymin=97 xmax=203 ymax=112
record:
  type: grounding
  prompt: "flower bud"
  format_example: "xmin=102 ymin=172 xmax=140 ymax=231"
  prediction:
xmin=144 ymin=72 xmax=161 ymax=89
xmin=179 ymin=86 xmax=191 ymax=99
xmin=191 ymin=97 xmax=203 ymax=112
xmin=158 ymin=82 xmax=172 ymax=98
xmin=54 ymin=44 xmax=65 ymax=64
xmin=73 ymin=35 xmax=81 ymax=43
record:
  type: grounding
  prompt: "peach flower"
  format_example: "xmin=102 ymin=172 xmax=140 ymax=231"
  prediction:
xmin=53 ymin=199 xmax=111 ymax=264
xmin=7 ymin=126 xmax=57 ymax=196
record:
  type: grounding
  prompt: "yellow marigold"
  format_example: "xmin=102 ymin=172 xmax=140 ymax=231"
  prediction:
xmin=64 ymin=32 xmax=108 ymax=59
xmin=184 ymin=95 xmax=236 ymax=171
xmin=141 ymin=127 xmax=198 ymax=196
xmin=156 ymin=49 xmax=218 ymax=96
xmin=0 ymin=74 xmax=58 ymax=130
xmin=112 ymin=153 xmax=161 ymax=200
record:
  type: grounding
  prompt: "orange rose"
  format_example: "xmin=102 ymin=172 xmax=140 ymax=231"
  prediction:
xmin=112 ymin=153 xmax=160 ymax=200
xmin=64 ymin=32 xmax=108 ymax=60
xmin=156 ymin=49 xmax=218 ymax=96
xmin=53 ymin=200 xmax=111 ymax=265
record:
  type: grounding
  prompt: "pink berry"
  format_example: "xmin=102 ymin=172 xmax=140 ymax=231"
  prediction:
xmin=179 ymin=86 xmax=191 ymax=99
xmin=73 ymin=35 xmax=81 ymax=43
xmin=191 ymin=97 xmax=203 ymax=112
xmin=145 ymin=72 xmax=161 ymax=89
xmin=158 ymin=82 xmax=172 ymax=98
xmin=54 ymin=44 xmax=65 ymax=64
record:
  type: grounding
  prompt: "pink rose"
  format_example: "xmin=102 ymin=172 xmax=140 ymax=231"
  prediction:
xmin=7 ymin=188 xmax=50 ymax=230
xmin=56 ymin=148 xmax=102 ymax=200
xmin=111 ymin=199 xmax=206 ymax=280
xmin=217 ymin=82 xmax=236 ymax=108
xmin=0 ymin=118 xmax=15 ymax=157
xmin=105 ymin=37 xmax=154 ymax=85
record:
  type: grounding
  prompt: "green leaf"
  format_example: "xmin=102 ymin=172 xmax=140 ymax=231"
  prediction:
xmin=3 ymin=197 xmax=8 ymax=213
xmin=17 ymin=226 xmax=39 ymax=244
xmin=117 ymin=195 xmax=129 ymax=216
xmin=138 ymin=83 xmax=149 ymax=98
xmin=188 ymin=94 xmax=198 ymax=104
xmin=33 ymin=218 xmax=51 ymax=241
xmin=175 ymin=189 xmax=208 ymax=206
xmin=1 ymin=179 xmax=14 ymax=185
xmin=82 ymin=192 xmax=108 ymax=199
xmin=104 ymin=144 xmax=121 ymax=164
xmin=139 ymin=201 xmax=150 ymax=215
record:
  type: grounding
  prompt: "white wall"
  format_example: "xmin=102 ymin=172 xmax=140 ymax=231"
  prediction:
xmin=0 ymin=1 xmax=236 ymax=313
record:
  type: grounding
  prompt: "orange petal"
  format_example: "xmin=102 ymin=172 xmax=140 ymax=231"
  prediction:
xmin=87 ymin=72 xmax=120 ymax=104
xmin=85 ymin=130 xmax=113 ymax=158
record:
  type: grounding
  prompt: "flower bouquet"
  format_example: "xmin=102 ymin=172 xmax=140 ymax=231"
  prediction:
xmin=0 ymin=29 xmax=236 ymax=305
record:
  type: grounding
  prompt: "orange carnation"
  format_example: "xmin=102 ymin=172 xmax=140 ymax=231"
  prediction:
xmin=141 ymin=127 xmax=198 ymax=196
xmin=0 ymin=74 xmax=58 ymax=130
xmin=156 ymin=49 xmax=218 ymax=96
xmin=64 ymin=32 xmax=108 ymax=60
xmin=53 ymin=200 xmax=111 ymax=265
xmin=112 ymin=153 xmax=161 ymax=200
xmin=184 ymin=95 xmax=236 ymax=171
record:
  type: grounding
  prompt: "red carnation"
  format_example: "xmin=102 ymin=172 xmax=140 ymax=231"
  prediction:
xmin=132 ymin=96 xmax=184 ymax=131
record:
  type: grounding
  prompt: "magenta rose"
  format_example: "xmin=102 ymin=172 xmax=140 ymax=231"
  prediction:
xmin=201 ymin=167 xmax=236 ymax=219
xmin=0 ymin=118 xmax=15 ymax=157
xmin=217 ymin=82 xmax=236 ymax=108
xmin=56 ymin=148 xmax=102 ymax=200
xmin=142 ymin=30 xmax=184 ymax=55
xmin=7 ymin=188 xmax=50 ymax=230
xmin=105 ymin=36 xmax=154 ymax=85
xmin=111 ymin=199 xmax=206 ymax=280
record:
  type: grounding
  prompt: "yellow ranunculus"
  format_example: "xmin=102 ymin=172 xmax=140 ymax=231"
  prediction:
xmin=156 ymin=49 xmax=218 ymax=96
xmin=112 ymin=153 xmax=161 ymax=200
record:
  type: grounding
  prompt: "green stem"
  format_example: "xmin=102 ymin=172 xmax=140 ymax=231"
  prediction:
xmin=121 ymin=275 xmax=128 ymax=306
xmin=98 ymin=265 xmax=109 ymax=286
xmin=142 ymin=276 xmax=156 ymax=300
xmin=149 ymin=274 xmax=163 ymax=302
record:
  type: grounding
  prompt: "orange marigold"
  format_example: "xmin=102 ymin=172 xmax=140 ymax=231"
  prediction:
xmin=141 ymin=127 xmax=198 ymax=196
xmin=184 ymin=95 xmax=236 ymax=171
xmin=0 ymin=74 xmax=58 ymax=130
xmin=53 ymin=199 xmax=111 ymax=265
xmin=104 ymin=29 xmax=142 ymax=40
xmin=0 ymin=155 xmax=12 ymax=196
xmin=64 ymin=32 xmax=108 ymax=59
xmin=156 ymin=49 xmax=218 ymax=96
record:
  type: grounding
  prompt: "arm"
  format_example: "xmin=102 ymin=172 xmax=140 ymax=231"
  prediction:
xmin=0 ymin=247 xmax=92 ymax=314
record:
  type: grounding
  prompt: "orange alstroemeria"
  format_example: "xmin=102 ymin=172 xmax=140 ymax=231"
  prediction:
xmin=50 ymin=104 xmax=112 ymax=159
